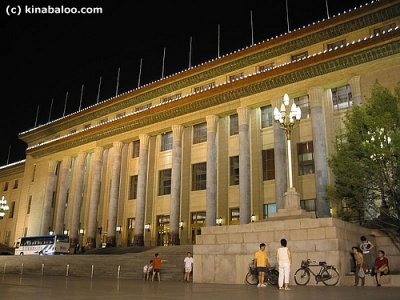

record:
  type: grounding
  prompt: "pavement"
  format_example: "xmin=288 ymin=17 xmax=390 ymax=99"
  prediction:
xmin=1 ymin=274 xmax=399 ymax=300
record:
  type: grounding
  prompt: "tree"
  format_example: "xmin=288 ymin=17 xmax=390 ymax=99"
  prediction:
xmin=328 ymin=83 xmax=400 ymax=236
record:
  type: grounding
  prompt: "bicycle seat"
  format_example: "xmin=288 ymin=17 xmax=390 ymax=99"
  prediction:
xmin=319 ymin=261 xmax=327 ymax=266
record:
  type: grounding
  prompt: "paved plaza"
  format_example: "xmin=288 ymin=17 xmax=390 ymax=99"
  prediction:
xmin=1 ymin=275 xmax=399 ymax=300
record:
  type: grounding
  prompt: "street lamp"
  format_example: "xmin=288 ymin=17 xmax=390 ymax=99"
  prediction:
xmin=273 ymin=93 xmax=302 ymax=189
xmin=0 ymin=196 xmax=10 ymax=218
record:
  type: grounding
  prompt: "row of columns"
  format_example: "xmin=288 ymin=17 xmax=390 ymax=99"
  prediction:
xmin=39 ymin=82 xmax=347 ymax=246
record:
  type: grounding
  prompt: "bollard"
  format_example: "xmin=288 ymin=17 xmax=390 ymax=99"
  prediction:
xmin=117 ymin=265 xmax=121 ymax=279
xmin=91 ymin=265 xmax=94 ymax=278
xmin=66 ymin=264 xmax=69 ymax=277
xmin=41 ymin=263 xmax=45 ymax=276
xmin=3 ymin=263 xmax=6 ymax=274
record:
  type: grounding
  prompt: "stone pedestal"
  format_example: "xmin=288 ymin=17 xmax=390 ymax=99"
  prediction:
xmin=268 ymin=188 xmax=313 ymax=220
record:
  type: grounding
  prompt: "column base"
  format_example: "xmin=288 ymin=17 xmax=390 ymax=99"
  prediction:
xmin=106 ymin=236 xmax=116 ymax=247
xmin=86 ymin=237 xmax=96 ymax=249
xmin=133 ymin=234 xmax=144 ymax=246
xmin=269 ymin=188 xmax=314 ymax=220
xmin=169 ymin=233 xmax=180 ymax=245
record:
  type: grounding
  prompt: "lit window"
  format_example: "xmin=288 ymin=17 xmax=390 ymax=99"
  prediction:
xmin=193 ymin=82 xmax=215 ymax=93
xmin=298 ymin=142 xmax=314 ymax=175
xmin=161 ymin=93 xmax=181 ymax=103
xmin=373 ymin=23 xmax=396 ymax=35
xmin=327 ymin=40 xmax=346 ymax=51
xmin=258 ymin=63 xmax=274 ymax=72
xmin=159 ymin=169 xmax=172 ymax=196
xmin=132 ymin=140 xmax=140 ymax=158
xmin=229 ymin=156 xmax=239 ymax=185
xmin=230 ymin=208 xmax=240 ymax=225
xmin=228 ymin=72 xmax=243 ymax=82
xmin=261 ymin=105 xmax=273 ymax=128
xmin=294 ymin=95 xmax=310 ymax=119
xmin=192 ymin=163 xmax=207 ymax=191
xmin=263 ymin=203 xmax=277 ymax=219
xmin=291 ymin=51 xmax=308 ymax=62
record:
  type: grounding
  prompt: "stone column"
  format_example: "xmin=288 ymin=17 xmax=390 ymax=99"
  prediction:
xmin=40 ymin=161 xmax=56 ymax=235
xmin=54 ymin=156 xmax=71 ymax=234
xmin=273 ymin=122 xmax=287 ymax=210
xmin=206 ymin=115 xmax=218 ymax=227
xmin=70 ymin=152 xmax=87 ymax=251
xmin=86 ymin=147 xmax=103 ymax=249
xmin=170 ymin=125 xmax=184 ymax=245
xmin=237 ymin=107 xmax=251 ymax=224
xmin=309 ymin=87 xmax=330 ymax=217
xmin=349 ymin=75 xmax=362 ymax=106
xmin=134 ymin=134 xmax=150 ymax=246
xmin=106 ymin=142 xmax=123 ymax=247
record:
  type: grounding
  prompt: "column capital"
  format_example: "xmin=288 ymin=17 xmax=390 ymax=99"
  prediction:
xmin=139 ymin=134 xmax=150 ymax=150
xmin=308 ymin=86 xmax=324 ymax=108
xmin=76 ymin=152 xmax=87 ymax=164
xmin=237 ymin=107 xmax=250 ymax=125
xmin=93 ymin=147 xmax=104 ymax=161
xmin=206 ymin=115 xmax=219 ymax=132
xmin=112 ymin=141 xmax=123 ymax=154
xmin=172 ymin=125 xmax=184 ymax=140
xmin=348 ymin=75 xmax=361 ymax=97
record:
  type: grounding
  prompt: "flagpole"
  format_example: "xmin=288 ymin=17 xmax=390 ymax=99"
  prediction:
xmin=6 ymin=145 xmax=11 ymax=165
xmin=286 ymin=0 xmax=290 ymax=32
xmin=34 ymin=105 xmax=40 ymax=127
xmin=79 ymin=84 xmax=84 ymax=111
xmin=325 ymin=0 xmax=330 ymax=19
xmin=188 ymin=36 xmax=192 ymax=69
xmin=96 ymin=76 xmax=102 ymax=104
xmin=115 ymin=67 xmax=120 ymax=97
xmin=63 ymin=91 xmax=68 ymax=117
xmin=250 ymin=10 xmax=254 ymax=45
xmin=217 ymin=24 xmax=221 ymax=58
xmin=137 ymin=58 xmax=143 ymax=88
xmin=48 ymin=98 xmax=54 ymax=123
xmin=161 ymin=47 xmax=166 ymax=79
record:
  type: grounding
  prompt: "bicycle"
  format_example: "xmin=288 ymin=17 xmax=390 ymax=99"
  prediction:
xmin=294 ymin=259 xmax=340 ymax=286
xmin=245 ymin=260 xmax=279 ymax=286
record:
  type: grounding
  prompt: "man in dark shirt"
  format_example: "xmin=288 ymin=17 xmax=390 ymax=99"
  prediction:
xmin=374 ymin=250 xmax=389 ymax=287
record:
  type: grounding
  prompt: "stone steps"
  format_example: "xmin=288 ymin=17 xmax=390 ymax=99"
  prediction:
xmin=0 ymin=245 xmax=193 ymax=281
xmin=342 ymin=273 xmax=400 ymax=287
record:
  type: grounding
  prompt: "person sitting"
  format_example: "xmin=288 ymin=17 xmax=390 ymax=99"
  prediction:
xmin=373 ymin=250 xmax=389 ymax=287
xmin=143 ymin=260 xmax=153 ymax=280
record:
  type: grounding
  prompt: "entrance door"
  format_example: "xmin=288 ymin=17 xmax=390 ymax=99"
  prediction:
xmin=191 ymin=211 xmax=206 ymax=244
xmin=157 ymin=215 xmax=170 ymax=246
xmin=127 ymin=218 xmax=135 ymax=246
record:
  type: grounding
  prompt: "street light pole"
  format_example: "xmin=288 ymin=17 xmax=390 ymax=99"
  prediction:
xmin=0 ymin=196 xmax=10 ymax=218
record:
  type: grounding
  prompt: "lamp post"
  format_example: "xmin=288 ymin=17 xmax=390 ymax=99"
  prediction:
xmin=273 ymin=93 xmax=301 ymax=189
xmin=0 ymin=196 xmax=10 ymax=218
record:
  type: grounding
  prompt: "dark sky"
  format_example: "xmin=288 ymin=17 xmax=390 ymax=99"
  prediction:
xmin=2 ymin=0 xmax=367 ymax=165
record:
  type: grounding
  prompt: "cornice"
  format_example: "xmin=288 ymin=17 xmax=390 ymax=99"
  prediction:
xmin=19 ymin=1 xmax=400 ymax=144
xmin=27 ymin=30 xmax=400 ymax=158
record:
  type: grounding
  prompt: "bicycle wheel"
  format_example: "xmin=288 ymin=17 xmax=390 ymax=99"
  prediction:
xmin=294 ymin=268 xmax=310 ymax=286
xmin=321 ymin=266 xmax=340 ymax=286
xmin=245 ymin=272 xmax=258 ymax=285
xmin=267 ymin=269 xmax=279 ymax=286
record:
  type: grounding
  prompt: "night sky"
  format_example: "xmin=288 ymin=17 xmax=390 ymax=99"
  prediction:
xmin=2 ymin=0 xmax=367 ymax=165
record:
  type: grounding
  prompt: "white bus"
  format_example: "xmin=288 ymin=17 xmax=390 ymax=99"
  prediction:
xmin=14 ymin=234 xmax=70 ymax=255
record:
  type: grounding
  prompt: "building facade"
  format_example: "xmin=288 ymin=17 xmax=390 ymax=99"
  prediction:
xmin=1 ymin=0 xmax=399 ymax=249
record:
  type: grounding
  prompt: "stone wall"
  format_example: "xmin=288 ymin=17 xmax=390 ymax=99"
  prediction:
xmin=193 ymin=217 xmax=399 ymax=285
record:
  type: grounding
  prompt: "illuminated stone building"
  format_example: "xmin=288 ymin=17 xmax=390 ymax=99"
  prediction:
xmin=0 ymin=0 xmax=399 ymax=250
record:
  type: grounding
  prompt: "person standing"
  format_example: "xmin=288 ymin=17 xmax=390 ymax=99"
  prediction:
xmin=183 ymin=252 xmax=194 ymax=282
xmin=276 ymin=238 xmax=292 ymax=290
xmin=360 ymin=236 xmax=374 ymax=273
xmin=374 ymin=250 xmax=389 ymax=287
xmin=352 ymin=247 xmax=365 ymax=286
xmin=152 ymin=253 xmax=167 ymax=282
xmin=254 ymin=243 xmax=268 ymax=287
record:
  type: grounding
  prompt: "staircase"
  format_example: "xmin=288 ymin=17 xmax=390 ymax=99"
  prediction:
xmin=0 ymin=245 xmax=193 ymax=282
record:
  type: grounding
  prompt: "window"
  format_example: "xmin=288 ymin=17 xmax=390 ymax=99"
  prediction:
xmin=132 ymin=140 xmax=140 ymax=158
xmin=298 ymin=142 xmax=314 ymax=175
xmin=32 ymin=165 xmax=36 ymax=182
xmin=23 ymin=227 xmax=28 ymax=237
xmin=162 ymin=93 xmax=181 ymax=103
xmin=9 ymin=201 xmax=15 ymax=218
xmin=193 ymin=122 xmax=207 ymax=144
xmin=294 ymin=95 xmax=310 ymax=119
xmin=301 ymin=199 xmax=316 ymax=212
xmin=327 ymin=39 xmax=346 ymax=51
xmin=51 ymin=192 xmax=56 ymax=208
xmin=127 ymin=218 xmax=135 ymax=229
xmin=263 ymin=203 xmax=277 ymax=219
xmin=261 ymin=105 xmax=273 ymax=128
xmin=135 ymin=103 xmax=152 ymax=112
xmin=262 ymin=149 xmax=275 ymax=181
xmin=229 ymin=156 xmax=239 ymax=185
xmin=129 ymin=175 xmax=138 ymax=199
xmin=13 ymin=180 xmax=18 ymax=189
xmin=159 ymin=169 xmax=172 ymax=196
xmin=3 ymin=182 xmax=8 ymax=191
xmin=291 ymin=51 xmax=308 ymax=62
xmin=258 ymin=63 xmax=274 ymax=72
xmin=230 ymin=208 xmax=240 ymax=225
xmin=332 ymin=85 xmax=352 ymax=110
xmin=230 ymin=114 xmax=238 ymax=136
xmin=27 ymin=196 xmax=32 ymax=214
xmin=192 ymin=163 xmax=207 ymax=191
xmin=228 ymin=72 xmax=243 ymax=82
xmin=161 ymin=131 xmax=173 ymax=151
xmin=373 ymin=23 xmax=396 ymax=35
xmin=193 ymin=82 xmax=215 ymax=93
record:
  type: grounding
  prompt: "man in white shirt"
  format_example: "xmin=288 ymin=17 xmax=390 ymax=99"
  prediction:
xmin=184 ymin=252 xmax=194 ymax=282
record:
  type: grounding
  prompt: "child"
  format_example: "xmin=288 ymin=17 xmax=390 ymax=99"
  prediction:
xmin=183 ymin=252 xmax=194 ymax=282
xmin=143 ymin=260 xmax=153 ymax=280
